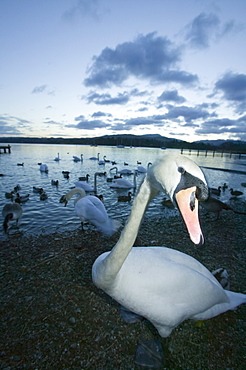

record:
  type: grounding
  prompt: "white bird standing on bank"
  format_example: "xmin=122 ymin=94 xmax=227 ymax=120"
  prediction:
xmin=92 ymin=153 xmax=246 ymax=366
xmin=2 ymin=203 xmax=23 ymax=233
xmin=59 ymin=187 xmax=117 ymax=235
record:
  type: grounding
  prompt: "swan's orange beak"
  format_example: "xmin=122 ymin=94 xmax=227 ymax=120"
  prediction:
xmin=175 ymin=186 xmax=204 ymax=245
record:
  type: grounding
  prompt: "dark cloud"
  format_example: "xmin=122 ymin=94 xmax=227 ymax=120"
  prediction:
xmin=158 ymin=89 xmax=186 ymax=104
xmin=159 ymin=104 xmax=213 ymax=123
xmin=32 ymin=85 xmax=47 ymax=94
xmin=67 ymin=115 xmax=111 ymax=130
xmin=0 ymin=115 xmax=30 ymax=135
xmin=86 ymin=91 xmax=130 ymax=105
xmin=31 ymin=85 xmax=55 ymax=95
xmin=84 ymin=32 xmax=198 ymax=88
xmin=185 ymin=13 xmax=220 ymax=48
xmin=62 ymin=0 xmax=107 ymax=21
xmin=91 ymin=111 xmax=112 ymax=117
xmin=184 ymin=12 xmax=239 ymax=49
xmin=86 ymin=88 xmax=148 ymax=105
xmin=196 ymin=116 xmax=246 ymax=140
xmin=214 ymin=72 xmax=246 ymax=114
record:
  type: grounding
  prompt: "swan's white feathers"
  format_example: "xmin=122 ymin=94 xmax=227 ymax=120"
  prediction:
xmin=92 ymin=153 xmax=246 ymax=341
xmin=75 ymin=195 xmax=108 ymax=224
xmin=61 ymin=187 xmax=117 ymax=235
xmin=93 ymin=246 xmax=242 ymax=337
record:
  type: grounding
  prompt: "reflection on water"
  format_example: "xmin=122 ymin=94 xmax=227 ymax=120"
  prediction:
xmin=0 ymin=143 xmax=245 ymax=240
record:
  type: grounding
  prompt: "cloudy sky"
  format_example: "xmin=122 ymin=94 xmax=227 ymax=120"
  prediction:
xmin=0 ymin=0 xmax=246 ymax=142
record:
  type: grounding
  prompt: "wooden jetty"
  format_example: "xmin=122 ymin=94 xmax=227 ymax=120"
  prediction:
xmin=180 ymin=148 xmax=245 ymax=159
xmin=0 ymin=145 xmax=11 ymax=154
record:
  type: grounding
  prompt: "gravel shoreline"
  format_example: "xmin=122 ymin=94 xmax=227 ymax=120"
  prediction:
xmin=0 ymin=207 xmax=245 ymax=369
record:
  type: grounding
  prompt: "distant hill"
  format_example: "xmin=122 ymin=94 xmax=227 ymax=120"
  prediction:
xmin=0 ymin=135 xmax=246 ymax=152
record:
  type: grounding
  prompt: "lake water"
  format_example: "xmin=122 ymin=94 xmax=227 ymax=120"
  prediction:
xmin=1 ymin=143 xmax=246 ymax=240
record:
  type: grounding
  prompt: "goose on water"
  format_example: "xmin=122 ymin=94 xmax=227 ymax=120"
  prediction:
xmin=2 ymin=203 xmax=23 ymax=233
xmin=230 ymin=188 xmax=243 ymax=196
xmin=118 ymin=191 xmax=132 ymax=202
xmin=59 ymin=187 xmax=117 ymax=235
xmin=92 ymin=153 xmax=246 ymax=367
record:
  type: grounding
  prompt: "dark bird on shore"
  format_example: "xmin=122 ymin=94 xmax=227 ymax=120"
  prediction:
xmin=2 ymin=203 xmax=23 ymax=233
xmin=230 ymin=188 xmax=243 ymax=196
xmin=118 ymin=192 xmax=132 ymax=202
xmin=200 ymin=196 xmax=246 ymax=220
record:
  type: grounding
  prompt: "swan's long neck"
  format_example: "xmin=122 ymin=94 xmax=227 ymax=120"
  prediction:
xmin=67 ymin=188 xmax=85 ymax=204
xmin=96 ymin=176 xmax=157 ymax=289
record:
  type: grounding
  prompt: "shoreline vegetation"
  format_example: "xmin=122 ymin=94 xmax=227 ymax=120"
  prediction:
xmin=1 ymin=134 xmax=246 ymax=153
xmin=0 ymin=207 xmax=245 ymax=369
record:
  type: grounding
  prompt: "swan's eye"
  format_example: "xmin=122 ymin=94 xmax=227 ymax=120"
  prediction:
xmin=178 ymin=167 xmax=185 ymax=174
xmin=190 ymin=191 xmax=196 ymax=211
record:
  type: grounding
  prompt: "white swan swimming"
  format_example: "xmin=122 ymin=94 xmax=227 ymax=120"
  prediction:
xmin=73 ymin=154 xmax=83 ymax=162
xmin=92 ymin=153 xmax=246 ymax=365
xmin=2 ymin=203 xmax=23 ymax=233
xmin=59 ymin=187 xmax=117 ymax=235
xmin=89 ymin=153 xmax=100 ymax=160
xmin=109 ymin=170 xmax=137 ymax=189
xmin=74 ymin=171 xmax=104 ymax=193
xmin=54 ymin=153 xmax=60 ymax=161
xmin=39 ymin=164 xmax=48 ymax=173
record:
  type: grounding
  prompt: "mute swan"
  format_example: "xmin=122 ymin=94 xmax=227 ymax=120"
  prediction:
xmin=110 ymin=171 xmax=137 ymax=189
xmin=92 ymin=153 xmax=246 ymax=366
xmin=2 ymin=203 xmax=23 ymax=233
xmin=137 ymin=165 xmax=147 ymax=173
xmin=73 ymin=154 xmax=83 ymax=162
xmin=119 ymin=168 xmax=133 ymax=175
xmin=89 ymin=153 xmax=100 ymax=160
xmin=40 ymin=164 xmax=48 ymax=173
xmin=54 ymin=153 xmax=60 ymax=161
xmin=74 ymin=171 xmax=105 ymax=193
xmin=59 ymin=187 xmax=117 ymax=235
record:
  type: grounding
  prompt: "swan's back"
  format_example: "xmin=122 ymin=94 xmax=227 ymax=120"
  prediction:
xmin=76 ymin=195 xmax=117 ymax=236
xmin=93 ymin=246 xmax=246 ymax=337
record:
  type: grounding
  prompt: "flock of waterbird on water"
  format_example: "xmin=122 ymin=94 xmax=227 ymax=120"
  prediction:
xmin=1 ymin=151 xmax=246 ymax=367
